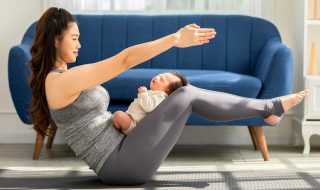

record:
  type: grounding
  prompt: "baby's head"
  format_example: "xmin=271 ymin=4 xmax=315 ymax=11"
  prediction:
xmin=150 ymin=72 xmax=188 ymax=95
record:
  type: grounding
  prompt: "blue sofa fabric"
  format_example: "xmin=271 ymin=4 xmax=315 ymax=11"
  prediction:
xmin=8 ymin=14 xmax=293 ymax=126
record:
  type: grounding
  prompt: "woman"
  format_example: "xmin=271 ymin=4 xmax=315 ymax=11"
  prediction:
xmin=29 ymin=7 xmax=308 ymax=185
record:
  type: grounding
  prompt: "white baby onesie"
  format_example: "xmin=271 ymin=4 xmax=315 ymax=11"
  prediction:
xmin=123 ymin=90 xmax=168 ymax=134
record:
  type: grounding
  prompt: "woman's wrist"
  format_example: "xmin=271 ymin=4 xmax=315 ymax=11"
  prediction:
xmin=170 ymin=32 xmax=180 ymax=47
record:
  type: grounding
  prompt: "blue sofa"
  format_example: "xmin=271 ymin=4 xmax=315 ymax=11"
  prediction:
xmin=8 ymin=14 xmax=293 ymax=160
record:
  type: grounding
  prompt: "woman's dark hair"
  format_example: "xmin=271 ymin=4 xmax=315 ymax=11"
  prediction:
xmin=167 ymin=72 xmax=189 ymax=95
xmin=29 ymin=7 xmax=76 ymax=135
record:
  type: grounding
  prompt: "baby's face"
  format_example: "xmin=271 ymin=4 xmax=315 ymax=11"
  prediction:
xmin=150 ymin=73 xmax=180 ymax=93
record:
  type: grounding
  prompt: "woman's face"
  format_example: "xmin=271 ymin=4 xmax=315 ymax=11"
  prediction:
xmin=55 ymin=22 xmax=81 ymax=64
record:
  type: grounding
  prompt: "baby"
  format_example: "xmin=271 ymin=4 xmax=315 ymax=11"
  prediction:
xmin=112 ymin=72 xmax=188 ymax=135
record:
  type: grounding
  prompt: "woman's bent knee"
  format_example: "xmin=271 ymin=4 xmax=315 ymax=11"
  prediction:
xmin=170 ymin=85 xmax=195 ymax=102
xmin=171 ymin=85 xmax=189 ymax=96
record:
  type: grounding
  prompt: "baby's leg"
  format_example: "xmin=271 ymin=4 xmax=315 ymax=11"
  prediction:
xmin=112 ymin=111 xmax=132 ymax=132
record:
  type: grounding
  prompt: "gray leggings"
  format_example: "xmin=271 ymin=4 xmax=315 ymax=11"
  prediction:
xmin=98 ymin=85 xmax=284 ymax=185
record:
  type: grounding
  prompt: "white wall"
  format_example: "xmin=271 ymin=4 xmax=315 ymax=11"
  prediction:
xmin=1 ymin=0 xmax=317 ymax=147
xmin=0 ymin=0 xmax=56 ymax=143
xmin=0 ymin=1 xmax=41 ymax=112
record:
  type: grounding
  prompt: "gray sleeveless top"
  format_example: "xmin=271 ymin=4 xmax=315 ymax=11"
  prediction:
xmin=49 ymin=69 xmax=125 ymax=174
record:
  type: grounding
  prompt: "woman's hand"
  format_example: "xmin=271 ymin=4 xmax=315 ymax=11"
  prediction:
xmin=173 ymin=23 xmax=216 ymax=48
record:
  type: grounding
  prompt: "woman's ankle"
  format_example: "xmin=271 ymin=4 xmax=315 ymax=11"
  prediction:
xmin=272 ymin=98 xmax=285 ymax=117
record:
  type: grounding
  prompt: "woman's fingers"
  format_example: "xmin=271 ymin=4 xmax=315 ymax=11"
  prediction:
xmin=196 ymin=34 xmax=216 ymax=40
xmin=188 ymin=23 xmax=200 ymax=28
xmin=197 ymin=31 xmax=216 ymax=37
xmin=198 ymin=35 xmax=215 ymax=41
xmin=197 ymin=28 xmax=216 ymax=33
xmin=199 ymin=40 xmax=210 ymax=44
xmin=196 ymin=32 xmax=216 ymax=42
xmin=195 ymin=28 xmax=216 ymax=42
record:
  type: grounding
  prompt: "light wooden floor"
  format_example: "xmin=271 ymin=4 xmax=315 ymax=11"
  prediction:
xmin=1 ymin=144 xmax=320 ymax=173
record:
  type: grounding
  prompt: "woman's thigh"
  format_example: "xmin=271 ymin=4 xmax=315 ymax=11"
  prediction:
xmin=98 ymin=86 xmax=193 ymax=185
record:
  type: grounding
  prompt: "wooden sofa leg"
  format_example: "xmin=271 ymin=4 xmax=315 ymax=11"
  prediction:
xmin=47 ymin=123 xmax=57 ymax=149
xmin=33 ymin=132 xmax=45 ymax=160
xmin=251 ymin=126 xmax=269 ymax=161
xmin=248 ymin=126 xmax=258 ymax=150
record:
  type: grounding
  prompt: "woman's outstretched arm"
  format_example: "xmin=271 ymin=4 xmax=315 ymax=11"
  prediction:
xmin=54 ymin=24 xmax=216 ymax=98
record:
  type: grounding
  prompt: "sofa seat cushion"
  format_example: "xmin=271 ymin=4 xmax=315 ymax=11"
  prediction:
xmin=103 ymin=69 xmax=262 ymax=100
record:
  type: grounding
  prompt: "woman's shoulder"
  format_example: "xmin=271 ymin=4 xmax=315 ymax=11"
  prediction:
xmin=45 ymin=72 xmax=82 ymax=110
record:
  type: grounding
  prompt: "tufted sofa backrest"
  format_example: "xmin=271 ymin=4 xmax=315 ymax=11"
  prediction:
xmin=23 ymin=14 xmax=280 ymax=75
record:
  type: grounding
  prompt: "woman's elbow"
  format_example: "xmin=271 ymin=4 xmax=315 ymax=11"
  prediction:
xmin=120 ymin=49 xmax=136 ymax=69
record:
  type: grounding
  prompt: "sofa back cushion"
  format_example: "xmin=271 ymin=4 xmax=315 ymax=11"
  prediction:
xmin=24 ymin=15 xmax=280 ymax=75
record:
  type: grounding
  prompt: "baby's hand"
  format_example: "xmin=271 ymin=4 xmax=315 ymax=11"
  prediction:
xmin=138 ymin=86 xmax=147 ymax=94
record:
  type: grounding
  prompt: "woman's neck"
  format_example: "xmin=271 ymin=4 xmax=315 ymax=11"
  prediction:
xmin=55 ymin=58 xmax=68 ymax=70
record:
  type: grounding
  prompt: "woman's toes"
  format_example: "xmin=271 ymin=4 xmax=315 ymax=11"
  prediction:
xmin=280 ymin=90 xmax=309 ymax=112
xmin=300 ymin=90 xmax=309 ymax=96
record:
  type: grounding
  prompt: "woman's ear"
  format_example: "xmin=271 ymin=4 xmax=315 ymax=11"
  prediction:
xmin=54 ymin=37 xmax=60 ymax=49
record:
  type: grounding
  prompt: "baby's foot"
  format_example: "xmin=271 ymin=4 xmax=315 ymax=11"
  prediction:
xmin=264 ymin=90 xmax=309 ymax=125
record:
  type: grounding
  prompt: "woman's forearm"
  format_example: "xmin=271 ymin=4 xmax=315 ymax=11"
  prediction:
xmin=122 ymin=33 xmax=177 ymax=69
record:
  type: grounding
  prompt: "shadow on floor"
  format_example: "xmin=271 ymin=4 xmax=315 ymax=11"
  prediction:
xmin=1 ymin=169 xmax=320 ymax=190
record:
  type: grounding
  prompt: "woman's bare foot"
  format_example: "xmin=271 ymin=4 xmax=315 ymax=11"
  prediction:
xmin=264 ymin=90 xmax=309 ymax=125
xmin=280 ymin=90 xmax=309 ymax=112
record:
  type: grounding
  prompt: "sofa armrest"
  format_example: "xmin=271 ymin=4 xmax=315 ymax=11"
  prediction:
xmin=8 ymin=44 xmax=32 ymax=124
xmin=253 ymin=37 xmax=293 ymax=99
